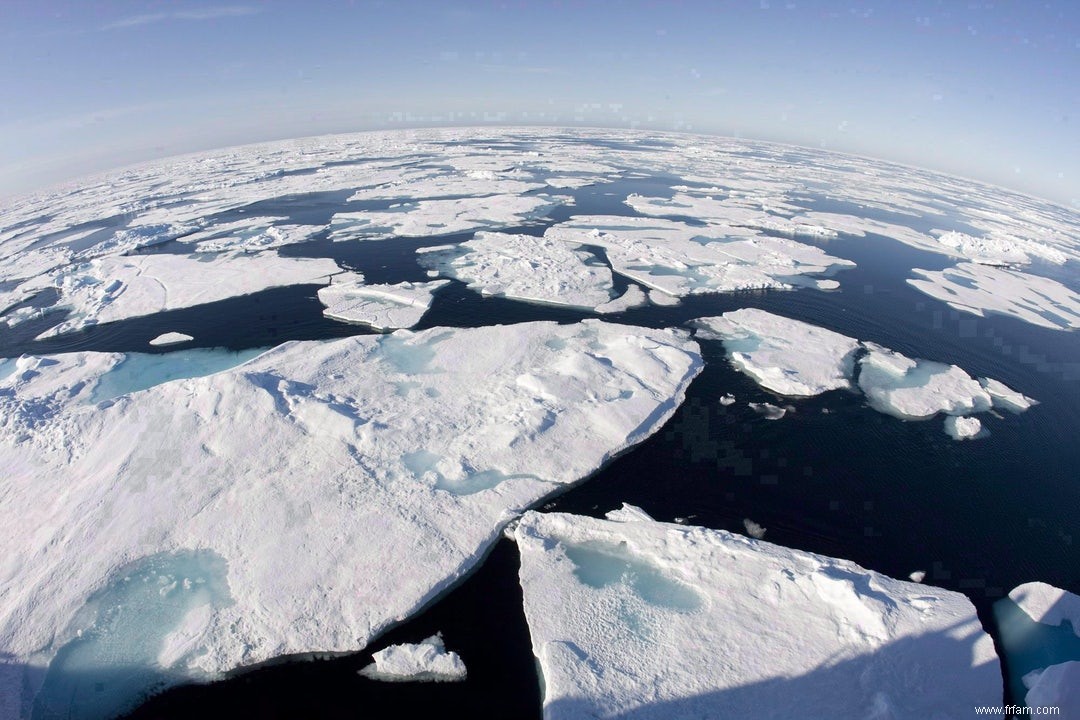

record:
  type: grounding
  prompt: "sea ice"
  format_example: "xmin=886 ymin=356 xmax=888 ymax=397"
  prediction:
xmin=908 ymin=263 xmax=1080 ymax=331
xmin=358 ymin=634 xmax=467 ymax=683
xmin=944 ymin=415 xmax=983 ymax=440
xmin=718 ymin=392 xmax=736 ymax=406
xmin=87 ymin=346 xmax=269 ymax=404
xmin=175 ymin=219 xmax=325 ymax=253
xmin=1009 ymin=582 xmax=1080 ymax=635
xmin=514 ymin=511 xmax=1000 ymax=719
xmin=979 ymin=377 xmax=1039 ymax=413
xmin=0 ymin=320 xmax=701 ymax=719
xmin=742 ymin=518 xmax=766 ymax=539
xmin=1024 ymin=661 xmax=1080 ymax=714
xmin=417 ymin=232 xmax=615 ymax=310
xmin=317 ymin=274 xmax=448 ymax=330
xmin=749 ymin=401 xmax=788 ymax=419
xmin=857 ymin=343 xmax=992 ymax=420
xmin=692 ymin=308 xmax=861 ymax=396
xmin=594 ymin=285 xmax=648 ymax=314
xmin=30 ymin=252 xmax=343 ymax=338
xmin=148 ymin=332 xmax=194 ymax=347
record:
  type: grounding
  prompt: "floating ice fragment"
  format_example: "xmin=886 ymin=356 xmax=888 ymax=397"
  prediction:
xmin=909 ymin=571 xmax=926 ymax=583
xmin=719 ymin=393 xmax=736 ymax=406
xmin=693 ymin=308 xmax=861 ymax=396
xmin=358 ymin=633 xmax=467 ymax=683
xmin=317 ymin=275 xmax=448 ymax=330
xmin=944 ymin=415 xmax=983 ymax=440
xmin=1024 ymin=661 xmax=1080 ymax=715
xmin=749 ymin=402 xmax=787 ymax=420
xmin=148 ymin=332 xmax=194 ymax=347
xmin=417 ymin=231 xmax=614 ymax=310
xmin=604 ymin=503 xmax=654 ymax=523
xmin=594 ymin=285 xmax=648 ymax=314
xmin=515 ymin=511 xmax=1000 ymax=719
xmin=908 ymin=263 xmax=1080 ymax=331
xmin=979 ymin=377 xmax=1038 ymax=413
xmin=742 ymin=518 xmax=766 ymax=539
xmin=857 ymin=343 xmax=991 ymax=420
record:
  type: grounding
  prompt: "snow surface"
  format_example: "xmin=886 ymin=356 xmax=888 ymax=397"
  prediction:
xmin=358 ymin=634 xmax=467 ymax=683
xmin=514 ymin=510 xmax=1000 ymax=719
xmin=693 ymin=310 xmax=1035 ymax=434
xmin=148 ymin=332 xmax=194 ymax=347
xmin=0 ymin=320 xmax=701 ymax=719
xmin=692 ymin=308 xmax=861 ymax=396
xmin=1009 ymin=582 xmax=1080 ymax=636
xmin=417 ymin=232 xmax=615 ymax=310
xmin=175 ymin=219 xmax=325 ymax=253
xmin=317 ymin=274 xmax=448 ymax=330
xmin=908 ymin=263 xmax=1080 ymax=331
xmin=25 ymin=252 xmax=342 ymax=339
xmin=944 ymin=415 xmax=984 ymax=440
xmin=1024 ymin=661 xmax=1080 ymax=714
xmin=544 ymin=215 xmax=854 ymax=299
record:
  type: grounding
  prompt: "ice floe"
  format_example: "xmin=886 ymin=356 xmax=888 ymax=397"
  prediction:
xmin=692 ymin=309 xmax=1036 ymax=435
xmin=329 ymin=194 xmax=570 ymax=241
xmin=1008 ymin=582 xmax=1080 ymax=634
xmin=31 ymin=252 xmax=343 ymax=338
xmin=692 ymin=308 xmax=861 ymax=396
xmin=148 ymin=332 xmax=194 ymax=347
xmin=317 ymin=274 xmax=448 ymax=330
xmin=594 ymin=285 xmax=648 ymax=314
xmin=718 ymin=393 xmax=736 ymax=406
xmin=1024 ymin=661 xmax=1080 ymax=714
xmin=944 ymin=415 xmax=983 ymax=440
xmin=748 ymin=401 xmax=788 ymax=420
xmin=175 ymin=219 xmax=325 ymax=253
xmin=514 ymin=510 xmax=1000 ymax=719
xmin=358 ymin=634 xmax=467 ymax=683
xmin=545 ymin=216 xmax=854 ymax=299
xmin=908 ymin=263 xmax=1080 ymax=331
xmin=0 ymin=320 xmax=701 ymax=718
xmin=417 ymin=232 xmax=615 ymax=310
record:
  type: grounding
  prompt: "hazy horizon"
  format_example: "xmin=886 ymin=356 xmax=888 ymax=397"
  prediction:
xmin=2 ymin=1 xmax=1077 ymax=207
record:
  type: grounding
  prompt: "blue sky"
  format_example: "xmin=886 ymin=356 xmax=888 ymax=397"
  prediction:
xmin=1 ymin=0 xmax=1077 ymax=206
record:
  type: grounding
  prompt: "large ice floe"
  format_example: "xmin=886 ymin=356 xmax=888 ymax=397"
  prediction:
xmin=544 ymin=215 xmax=855 ymax=299
xmin=693 ymin=308 xmax=1035 ymax=434
xmin=0 ymin=320 xmax=701 ymax=719
xmin=908 ymin=262 xmax=1080 ymax=331
xmin=994 ymin=583 xmax=1080 ymax=714
xmin=358 ymin=634 xmax=467 ymax=683
xmin=417 ymin=231 xmax=616 ymax=310
xmin=8 ymin=252 xmax=343 ymax=339
xmin=316 ymin=272 xmax=448 ymax=330
xmin=514 ymin=507 xmax=1001 ymax=719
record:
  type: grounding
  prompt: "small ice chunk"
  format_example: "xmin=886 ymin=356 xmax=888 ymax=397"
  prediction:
xmin=909 ymin=571 xmax=926 ymax=583
xmin=358 ymin=633 xmax=467 ymax=683
xmin=742 ymin=518 xmax=766 ymax=539
xmin=944 ymin=415 xmax=983 ymax=440
xmin=148 ymin=332 xmax=194 ymax=347
xmin=719 ymin=393 xmax=736 ymax=406
xmin=748 ymin=401 xmax=787 ymax=420
xmin=605 ymin=503 xmax=654 ymax=523
xmin=693 ymin=309 xmax=861 ymax=397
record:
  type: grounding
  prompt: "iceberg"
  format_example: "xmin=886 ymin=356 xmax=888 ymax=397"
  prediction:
xmin=148 ymin=332 xmax=194 ymax=347
xmin=358 ymin=634 xmax=467 ymax=683
xmin=692 ymin=308 xmax=861 ymax=396
xmin=943 ymin=415 xmax=983 ymax=440
xmin=31 ymin=252 xmax=343 ymax=339
xmin=514 ymin=510 xmax=1001 ymax=719
xmin=0 ymin=320 xmax=701 ymax=718
xmin=417 ymin=232 xmax=615 ymax=310
xmin=317 ymin=274 xmax=448 ymax=330
xmin=908 ymin=263 xmax=1080 ymax=331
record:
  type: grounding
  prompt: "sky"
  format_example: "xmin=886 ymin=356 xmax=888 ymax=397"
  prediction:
xmin=1 ymin=0 xmax=1077 ymax=207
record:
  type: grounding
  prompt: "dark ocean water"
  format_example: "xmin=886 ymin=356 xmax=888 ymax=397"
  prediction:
xmin=2 ymin=173 xmax=1078 ymax=719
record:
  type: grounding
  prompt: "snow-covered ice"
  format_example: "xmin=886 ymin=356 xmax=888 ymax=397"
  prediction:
xmin=317 ymin=273 xmax=448 ymax=330
xmin=417 ymin=232 xmax=615 ymax=310
xmin=594 ymin=285 xmax=648 ymax=314
xmin=857 ymin=343 xmax=992 ymax=420
xmin=148 ymin=332 xmax=194 ymax=347
xmin=944 ymin=415 xmax=984 ymax=440
xmin=748 ymin=401 xmax=788 ymax=420
xmin=0 ymin=320 xmax=701 ymax=719
xmin=1023 ymin=661 xmax=1080 ymax=714
xmin=27 ymin=252 xmax=343 ymax=339
xmin=514 ymin=510 xmax=1000 ymax=719
xmin=979 ymin=377 xmax=1039 ymax=413
xmin=742 ymin=518 xmax=766 ymax=539
xmin=358 ymin=634 xmax=467 ymax=683
xmin=718 ymin=392 xmax=736 ymax=406
xmin=908 ymin=263 xmax=1080 ymax=331
xmin=692 ymin=308 xmax=861 ymax=396
xmin=1008 ymin=582 xmax=1080 ymax=635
